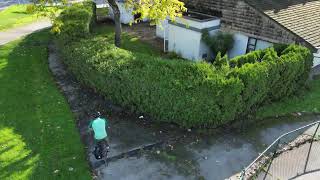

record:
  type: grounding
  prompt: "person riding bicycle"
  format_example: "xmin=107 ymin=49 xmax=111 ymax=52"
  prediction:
xmin=88 ymin=112 xmax=110 ymax=159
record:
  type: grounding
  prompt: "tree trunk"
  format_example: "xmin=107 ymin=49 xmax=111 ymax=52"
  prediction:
xmin=107 ymin=0 xmax=121 ymax=47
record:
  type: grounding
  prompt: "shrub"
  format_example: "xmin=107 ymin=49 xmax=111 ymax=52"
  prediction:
xmin=229 ymin=49 xmax=265 ymax=68
xmin=202 ymin=30 xmax=234 ymax=56
xmin=60 ymin=37 xmax=244 ymax=127
xmin=213 ymin=52 xmax=229 ymax=69
xmin=54 ymin=1 xmax=96 ymax=41
xmin=229 ymin=62 xmax=269 ymax=115
xmin=273 ymin=43 xmax=289 ymax=55
xmin=26 ymin=4 xmax=36 ymax=14
xmin=229 ymin=46 xmax=312 ymax=114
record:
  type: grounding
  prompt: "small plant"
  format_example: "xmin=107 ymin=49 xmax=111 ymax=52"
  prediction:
xmin=213 ymin=52 xmax=229 ymax=68
xmin=26 ymin=4 xmax=36 ymax=14
xmin=202 ymin=30 xmax=234 ymax=56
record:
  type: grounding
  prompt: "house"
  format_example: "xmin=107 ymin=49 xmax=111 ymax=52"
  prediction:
xmin=100 ymin=0 xmax=134 ymax=24
xmin=156 ymin=11 xmax=222 ymax=60
xmin=104 ymin=0 xmax=148 ymax=24
xmin=157 ymin=0 xmax=320 ymax=66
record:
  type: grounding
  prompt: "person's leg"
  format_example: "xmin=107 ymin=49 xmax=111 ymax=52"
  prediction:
xmin=102 ymin=138 xmax=110 ymax=166
xmin=99 ymin=139 xmax=108 ymax=157
xmin=105 ymin=137 xmax=110 ymax=149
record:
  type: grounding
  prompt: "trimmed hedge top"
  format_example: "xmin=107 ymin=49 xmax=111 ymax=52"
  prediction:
xmin=57 ymin=2 xmax=313 ymax=128
xmin=54 ymin=1 xmax=96 ymax=40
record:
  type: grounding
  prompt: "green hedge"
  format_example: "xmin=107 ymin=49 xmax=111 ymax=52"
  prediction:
xmin=229 ymin=46 xmax=313 ymax=115
xmin=56 ymin=1 xmax=96 ymax=40
xmin=57 ymin=3 xmax=313 ymax=127
xmin=60 ymin=37 xmax=244 ymax=127
xmin=229 ymin=50 xmax=265 ymax=68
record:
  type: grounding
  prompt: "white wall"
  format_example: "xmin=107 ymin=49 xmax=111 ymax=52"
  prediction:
xmin=156 ymin=19 xmax=169 ymax=39
xmin=168 ymin=24 xmax=220 ymax=61
xmin=228 ymin=33 xmax=273 ymax=58
xmin=175 ymin=16 xmax=221 ymax=30
xmin=314 ymin=51 xmax=320 ymax=67
xmin=228 ymin=33 xmax=248 ymax=58
xmin=168 ymin=24 xmax=202 ymax=60
xmin=108 ymin=2 xmax=134 ymax=24
xmin=199 ymin=29 xmax=219 ymax=60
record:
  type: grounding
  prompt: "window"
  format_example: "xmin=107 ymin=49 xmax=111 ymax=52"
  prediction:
xmin=246 ymin=37 xmax=258 ymax=53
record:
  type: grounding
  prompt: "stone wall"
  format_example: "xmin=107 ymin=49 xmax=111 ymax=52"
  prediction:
xmin=182 ymin=0 xmax=305 ymax=45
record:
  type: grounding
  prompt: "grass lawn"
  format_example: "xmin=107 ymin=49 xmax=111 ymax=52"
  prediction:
xmin=0 ymin=5 xmax=45 ymax=31
xmin=92 ymin=24 xmax=162 ymax=56
xmin=257 ymin=79 xmax=320 ymax=118
xmin=96 ymin=7 xmax=109 ymax=18
xmin=0 ymin=31 xmax=91 ymax=179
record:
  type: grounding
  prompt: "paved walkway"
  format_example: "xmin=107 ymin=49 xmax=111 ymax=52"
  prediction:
xmin=0 ymin=0 xmax=29 ymax=10
xmin=256 ymin=141 xmax=320 ymax=180
xmin=254 ymin=124 xmax=320 ymax=180
xmin=0 ymin=20 xmax=51 ymax=45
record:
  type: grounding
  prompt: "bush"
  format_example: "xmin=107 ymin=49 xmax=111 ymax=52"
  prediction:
xmin=60 ymin=37 xmax=244 ymax=127
xmin=56 ymin=3 xmax=313 ymax=128
xmin=273 ymin=43 xmax=289 ymax=55
xmin=229 ymin=62 xmax=269 ymax=114
xmin=202 ymin=30 xmax=234 ymax=56
xmin=54 ymin=1 xmax=96 ymax=40
xmin=229 ymin=50 xmax=265 ymax=68
xmin=229 ymin=46 xmax=312 ymax=114
xmin=213 ymin=52 xmax=228 ymax=69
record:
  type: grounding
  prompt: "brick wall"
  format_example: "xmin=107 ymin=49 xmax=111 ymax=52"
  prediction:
xmin=182 ymin=0 xmax=304 ymax=45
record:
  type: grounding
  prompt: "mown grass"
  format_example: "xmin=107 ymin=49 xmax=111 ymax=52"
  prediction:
xmin=0 ymin=30 xmax=91 ymax=179
xmin=96 ymin=7 xmax=109 ymax=17
xmin=92 ymin=24 xmax=162 ymax=56
xmin=257 ymin=79 xmax=320 ymax=118
xmin=0 ymin=5 xmax=46 ymax=31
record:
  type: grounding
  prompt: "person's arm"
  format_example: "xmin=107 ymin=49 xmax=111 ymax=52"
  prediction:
xmin=88 ymin=121 xmax=93 ymax=133
xmin=104 ymin=118 xmax=109 ymax=131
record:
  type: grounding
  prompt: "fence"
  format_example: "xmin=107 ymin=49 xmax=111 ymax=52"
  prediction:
xmin=240 ymin=121 xmax=320 ymax=180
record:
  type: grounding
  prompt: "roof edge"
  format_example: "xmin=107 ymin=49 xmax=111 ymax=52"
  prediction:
xmin=242 ymin=0 xmax=317 ymax=52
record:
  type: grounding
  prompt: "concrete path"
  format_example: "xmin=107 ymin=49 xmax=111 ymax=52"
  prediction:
xmin=256 ymin=141 xmax=320 ymax=180
xmin=0 ymin=0 xmax=29 ymax=10
xmin=0 ymin=20 xmax=51 ymax=45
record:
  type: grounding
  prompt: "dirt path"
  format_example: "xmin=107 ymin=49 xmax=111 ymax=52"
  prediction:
xmin=0 ymin=20 xmax=51 ymax=45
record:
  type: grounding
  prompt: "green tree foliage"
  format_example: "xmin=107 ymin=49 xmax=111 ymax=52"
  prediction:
xmin=126 ymin=0 xmax=187 ymax=25
xmin=52 ymin=2 xmax=95 ymax=41
xmin=33 ymin=0 xmax=186 ymax=47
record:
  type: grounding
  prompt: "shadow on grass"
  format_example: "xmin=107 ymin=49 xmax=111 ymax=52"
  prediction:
xmin=0 ymin=30 xmax=90 ymax=179
xmin=92 ymin=23 xmax=162 ymax=56
xmin=12 ymin=11 xmax=29 ymax=14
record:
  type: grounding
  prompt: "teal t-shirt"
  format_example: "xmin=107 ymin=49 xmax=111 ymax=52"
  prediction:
xmin=89 ymin=117 xmax=108 ymax=140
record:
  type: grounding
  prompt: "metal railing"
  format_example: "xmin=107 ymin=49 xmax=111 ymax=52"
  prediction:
xmin=240 ymin=121 xmax=320 ymax=180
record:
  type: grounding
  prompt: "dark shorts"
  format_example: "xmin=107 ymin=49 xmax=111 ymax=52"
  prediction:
xmin=96 ymin=138 xmax=109 ymax=157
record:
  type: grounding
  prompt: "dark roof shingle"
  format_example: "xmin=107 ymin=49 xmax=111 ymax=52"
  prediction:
xmin=246 ymin=0 xmax=320 ymax=48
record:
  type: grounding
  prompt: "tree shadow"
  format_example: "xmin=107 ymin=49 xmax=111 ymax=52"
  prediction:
xmin=0 ymin=30 xmax=90 ymax=179
xmin=12 ymin=11 xmax=29 ymax=15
